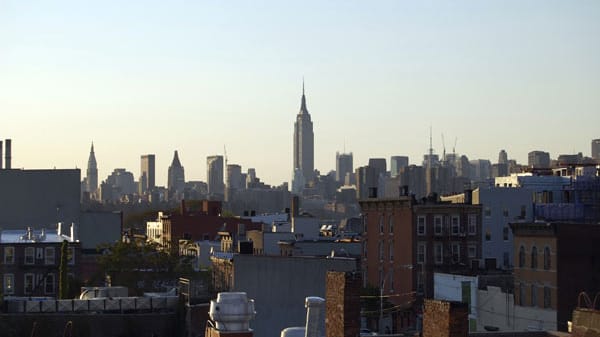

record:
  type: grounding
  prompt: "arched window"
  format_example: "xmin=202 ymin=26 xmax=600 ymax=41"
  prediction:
xmin=544 ymin=247 xmax=551 ymax=270
xmin=379 ymin=215 xmax=384 ymax=234
xmin=519 ymin=246 xmax=525 ymax=268
xmin=531 ymin=246 xmax=538 ymax=269
xmin=389 ymin=215 xmax=394 ymax=234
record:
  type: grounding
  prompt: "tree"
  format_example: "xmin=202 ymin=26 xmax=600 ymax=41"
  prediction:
xmin=58 ymin=240 xmax=69 ymax=299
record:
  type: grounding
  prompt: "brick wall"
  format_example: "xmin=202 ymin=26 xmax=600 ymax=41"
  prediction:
xmin=423 ymin=299 xmax=468 ymax=337
xmin=326 ymin=271 xmax=361 ymax=337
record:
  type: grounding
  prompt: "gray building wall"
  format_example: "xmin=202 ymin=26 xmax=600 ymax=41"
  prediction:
xmin=0 ymin=169 xmax=80 ymax=229
xmin=232 ymin=254 xmax=357 ymax=337
xmin=79 ymin=211 xmax=122 ymax=251
xmin=474 ymin=187 xmax=533 ymax=269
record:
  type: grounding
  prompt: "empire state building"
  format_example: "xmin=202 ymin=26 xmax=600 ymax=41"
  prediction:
xmin=293 ymin=82 xmax=314 ymax=190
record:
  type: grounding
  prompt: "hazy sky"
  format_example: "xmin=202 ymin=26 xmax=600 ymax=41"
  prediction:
xmin=1 ymin=1 xmax=599 ymax=186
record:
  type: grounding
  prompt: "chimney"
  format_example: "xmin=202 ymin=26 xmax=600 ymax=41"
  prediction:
xmin=5 ymin=139 xmax=11 ymax=169
xmin=423 ymin=299 xmax=468 ymax=337
xmin=70 ymin=222 xmax=78 ymax=241
xmin=326 ymin=271 xmax=361 ymax=337
xmin=57 ymin=222 xmax=62 ymax=236
xmin=0 ymin=140 xmax=3 ymax=169
xmin=305 ymin=297 xmax=325 ymax=337
xmin=464 ymin=189 xmax=473 ymax=205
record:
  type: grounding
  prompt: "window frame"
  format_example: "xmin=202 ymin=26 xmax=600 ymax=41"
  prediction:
xmin=417 ymin=243 xmax=426 ymax=264
xmin=4 ymin=246 xmax=15 ymax=264
xmin=531 ymin=246 xmax=538 ymax=269
xmin=417 ymin=216 xmax=426 ymax=236
xmin=45 ymin=273 xmax=55 ymax=295
xmin=543 ymin=246 xmax=551 ymax=270
xmin=434 ymin=243 xmax=443 ymax=264
xmin=45 ymin=247 xmax=56 ymax=265
xmin=451 ymin=242 xmax=460 ymax=263
xmin=467 ymin=214 xmax=477 ymax=235
xmin=24 ymin=247 xmax=35 ymax=265
xmin=389 ymin=215 xmax=394 ymax=235
xmin=468 ymin=244 xmax=477 ymax=258
xmin=434 ymin=215 xmax=443 ymax=235
xmin=519 ymin=246 xmax=526 ymax=268
xmin=24 ymin=273 xmax=35 ymax=295
xmin=451 ymin=215 xmax=460 ymax=235
xmin=3 ymin=273 xmax=15 ymax=295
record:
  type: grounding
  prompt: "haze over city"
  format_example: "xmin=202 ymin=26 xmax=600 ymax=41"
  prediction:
xmin=1 ymin=1 xmax=599 ymax=185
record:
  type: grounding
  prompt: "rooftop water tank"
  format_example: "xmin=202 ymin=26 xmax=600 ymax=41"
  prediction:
xmin=209 ymin=292 xmax=256 ymax=332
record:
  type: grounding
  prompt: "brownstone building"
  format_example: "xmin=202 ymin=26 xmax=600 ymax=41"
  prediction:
xmin=359 ymin=196 xmax=482 ymax=332
xmin=1 ymin=226 xmax=81 ymax=297
xmin=510 ymin=222 xmax=600 ymax=331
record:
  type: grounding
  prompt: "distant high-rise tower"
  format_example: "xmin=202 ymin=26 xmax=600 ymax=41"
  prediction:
xmin=592 ymin=139 xmax=600 ymax=160
xmin=168 ymin=150 xmax=185 ymax=195
xmin=335 ymin=152 xmax=353 ymax=184
xmin=498 ymin=149 xmax=508 ymax=164
xmin=207 ymin=155 xmax=224 ymax=200
xmin=86 ymin=142 xmax=98 ymax=193
xmin=528 ymin=151 xmax=550 ymax=168
xmin=140 ymin=154 xmax=156 ymax=193
xmin=293 ymin=81 xmax=315 ymax=185
xmin=226 ymin=164 xmax=243 ymax=202
xmin=390 ymin=156 xmax=409 ymax=178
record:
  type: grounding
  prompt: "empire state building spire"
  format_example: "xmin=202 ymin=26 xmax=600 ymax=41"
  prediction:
xmin=293 ymin=80 xmax=315 ymax=190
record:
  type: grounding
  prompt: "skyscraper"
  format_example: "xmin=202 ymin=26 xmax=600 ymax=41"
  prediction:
xmin=168 ymin=150 xmax=185 ymax=195
xmin=335 ymin=152 xmax=353 ymax=184
xmin=293 ymin=81 xmax=315 ymax=185
xmin=207 ymin=155 xmax=224 ymax=200
xmin=592 ymin=139 xmax=600 ymax=160
xmin=390 ymin=156 xmax=409 ymax=178
xmin=86 ymin=142 xmax=98 ymax=193
xmin=225 ymin=164 xmax=243 ymax=202
xmin=528 ymin=151 xmax=550 ymax=168
xmin=140 ymin=154 xmax=155 ymax=193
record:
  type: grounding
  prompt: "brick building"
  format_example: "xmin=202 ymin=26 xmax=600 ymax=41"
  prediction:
xmin=359 ymin=196 xmax=482 ymax=332
xmin=146 ymin=200 xmax=259 ymax=251
xmin=510 ymin=222 xmax=600 ymax=331
xmin=1 ymin=224 xmax=81 ymax=297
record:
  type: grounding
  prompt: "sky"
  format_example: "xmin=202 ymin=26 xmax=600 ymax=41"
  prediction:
xmin=1 ymin=1 xmax=599 ymax=187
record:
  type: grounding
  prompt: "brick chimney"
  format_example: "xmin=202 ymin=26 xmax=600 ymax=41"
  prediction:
xmin=422 ymin=299 xmax=468 ymax=337
xmin=326 ymin=271 xmax=361 ymax=337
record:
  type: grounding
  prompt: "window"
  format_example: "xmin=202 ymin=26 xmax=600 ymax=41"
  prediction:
xmin=389 ymin=272 xmax=394 ymax=292
xmin=484 ymin=207 xmax=491 ymax=217
xmin=531 ymin=284 xmax=537 ymax=307
xmin=379 ymin=215 xmax=384 ymax=234
xmin=544 ymin=247 xmax=551 ymax=270
xmin=451 ymin=215 xmax=460 ymax=235
xmin=24 ymin=273 xmax=35 ymax=295
xmin=389 ymin=240 xmax=394 ymax=261
xmin=36 ymin=248 xmax=43 ymax=260
xmin=544 ymin=287 xmax=552 ymax=308
xmin=434 ymin=243 xmax=443 ymax=264
xmin=417 ymin=216 xmax=426 ymax=236
xmin=379 ymin=241 xmax=384 ymax=261
xmin=503 ymin=227 xmax=509 ymax=241
xmin=362 ymin=214 xmax=368 ymax=233
xmin=4 ymin=247 xmax=14 ymax=264
xmin=520 ymin=205 xmax=527 ymax=219
xmin=417 ymin=243 xmax=426 ymax=264
xmin=363 ymin=240 xmax=368 ymax=259
xmin=531 ymin=246 xmax=538 ymax=269
xmin=503 ymin=252 xmax=510 ymax=268
xmin=45 ymin=247 xmax=55 ymax=265
xmin=45 ymin=273 xmax=55 ymax=294
xmin=451 ymin=243 xmax=460 ymax=263
xmin=468 ymin=214 xmax=477 ymax=235
xmin=468 ymin=245 xmax=477 ymax=258
xmin=3 ymin=274 xmax=14 ymax=295
xmin=434 ymin=215 xmax=443 ymax=235
xmin=519 ymin=246 xmax=525 ymax=268
xmin=25 ymin=247 xmax=35 ymax=265
xmin=389 ymin=216 xmax=394 ymax=234
xmin=485 ymin=228 xmax=491 ymax=241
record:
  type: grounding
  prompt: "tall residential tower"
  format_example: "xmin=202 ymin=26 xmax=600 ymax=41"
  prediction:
xmin=293 ymin=82 xmax=315 ymax=186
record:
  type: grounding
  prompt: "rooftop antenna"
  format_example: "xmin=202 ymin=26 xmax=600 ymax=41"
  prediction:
xmin=453 ymin=137 xmax=458 ymax=157
xmin=428 ymin=126 xmax=433 ymax=169
xmin=224 ymin=145 xmax=228 ymax=167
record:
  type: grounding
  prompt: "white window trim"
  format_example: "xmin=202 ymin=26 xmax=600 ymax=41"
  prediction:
xmin=24 ymin=247 xmax=35 ymax=265
xmin=3 ymin=273 xmax=15 ymax=295
xmin=451 ymin=215 xmax=460 ymax=235
xmin=24 ymin=273 xmax=35 ymax=295
xmin=468 ymin=214 xmax=477 ymax=235
xmin=468 ymin=244 xmax=477 ymax=258
xmin=417 ymin=216 xmax=426 ymax=236
xmin=45 ymin=247 xmax=55 ymax=265
xmin=4 ymin=246 xmax=15 ymax=264
xmin=434 ymin=215 xmax=443 ymax=235
xmin=417 ymin=243 xmax=426 ymax=264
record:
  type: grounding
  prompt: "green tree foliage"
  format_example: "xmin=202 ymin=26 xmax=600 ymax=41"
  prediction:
xmin=58 ymin=240 xmax=69 ymax=299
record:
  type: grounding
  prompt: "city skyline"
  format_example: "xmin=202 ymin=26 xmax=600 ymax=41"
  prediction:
xmin=1 ymin=1 xmax=599 ymax=186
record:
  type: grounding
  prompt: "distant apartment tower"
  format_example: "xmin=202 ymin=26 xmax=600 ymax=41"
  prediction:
xmin=498 ymin=149 xmax=508 ymax=164
xmin=207 ymin=155 xmax=225 ymax=200
xmin=335 ymin=152 xmax=353 ymax=184
xmin=390 ymin=156 xmax=409 ymax=177
xmin=592 ymin=139 xmax=600 ymax=160
xmin=85 ymin=143 xmax=98 ymax=193
xmin=528 ymin=150 xmax=551 ymax=168
xmin=293 ymin=82 xmax=315 ymax=184
xmin=140 ymin=154 xmax=155 ymax=193
xmin=167 ymin=150 xmax=185 ymax=195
